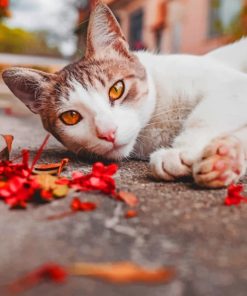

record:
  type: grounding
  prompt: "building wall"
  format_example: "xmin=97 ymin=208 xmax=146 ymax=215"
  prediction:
xmin=165 ymin=0 xmax=224 ymax=54
xmin=77 ymin=0 xmax=245 ymax=55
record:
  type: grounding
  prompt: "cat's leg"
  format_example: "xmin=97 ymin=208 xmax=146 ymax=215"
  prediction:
xmin=150 ymin=125 xmax=220 ymax=181
xmin=193 ymin=128 xmax=247 ymax=188
xmin=150 ymin=79 xmax=247 ymax=183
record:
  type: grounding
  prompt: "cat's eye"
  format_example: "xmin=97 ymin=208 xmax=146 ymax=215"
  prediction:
xmin=109 ymin=80 xmax=125 ymax=102
xmin=60 ymin=110 xmax=82 ymax=126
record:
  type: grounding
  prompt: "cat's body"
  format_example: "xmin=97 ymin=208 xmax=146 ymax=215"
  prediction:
xmin=3 ymin=1 xmax=247 ymax=188
xmin=134 ymin=46 xmax=247 ymax=159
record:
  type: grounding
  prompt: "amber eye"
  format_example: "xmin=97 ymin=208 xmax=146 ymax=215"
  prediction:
xmin=60 ymin=110 xmax=82 ymax=126
xmin=109 ymin=80 xmax=125 ymax=102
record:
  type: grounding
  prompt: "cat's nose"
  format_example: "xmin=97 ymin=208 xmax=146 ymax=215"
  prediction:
xmin=97 ymin=129 xmax=116 ymax=143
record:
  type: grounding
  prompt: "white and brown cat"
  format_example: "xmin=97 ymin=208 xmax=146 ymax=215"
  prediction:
xmin=2 ymin=1 xmax=247 ymax=188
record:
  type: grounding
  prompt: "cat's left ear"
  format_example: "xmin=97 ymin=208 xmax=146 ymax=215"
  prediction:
xmin=85 ymin=1 xmax=129 ymax=58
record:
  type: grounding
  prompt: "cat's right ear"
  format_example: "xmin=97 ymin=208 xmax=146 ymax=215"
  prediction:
xmin=2 ymin=67 xmax=54 ymax=114
xmin=85 ymin=1 xmax=129 ymax=58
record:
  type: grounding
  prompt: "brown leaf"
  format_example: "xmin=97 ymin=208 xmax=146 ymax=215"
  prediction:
xmin=118 ymin=191 xmax=138 ymax=207
xmin=33 ymin=158 xmax=69 ymax=176
xmin=69 ymin=262 xmax=175 ymax=284
xmin=0 ymin=134 xmax=13 ymax=160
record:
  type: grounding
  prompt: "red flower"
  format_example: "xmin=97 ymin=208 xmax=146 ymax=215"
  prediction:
xmin=0 ymin=134 xmax=119 ymax=210
xmin=0 ymin=150 xmax=40 ymax=208
xmin=71 ymin=198 xmax=97 ymax=212
xmin=0 ymin=136 xmax=52 ymax=208
xmin=40 ymin=190 xmax=53 ymax=201
xmin=68 ymin=162 xmax=118 ymax=196
xmin=0 ymin=0 xmax=9 ymax=9
xmin=92 ymin=162 xmax=118 ymax=177
xmin=8 ymin=263 xmax=67 ymax=294
xmin=224 ymin=184 xmax=247 ymax=206
xmin=0 ymin=176 xmax=40 ymax=208
xmin=37 ymin=264 xmax=67 ymax=282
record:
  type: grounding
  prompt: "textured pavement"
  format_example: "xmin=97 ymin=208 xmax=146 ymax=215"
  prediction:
xmin=1 ymin=109 xmax=247 ymax=296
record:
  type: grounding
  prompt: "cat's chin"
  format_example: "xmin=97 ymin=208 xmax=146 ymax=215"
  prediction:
xmin=103 ymin=143 xmax=134 ymax=161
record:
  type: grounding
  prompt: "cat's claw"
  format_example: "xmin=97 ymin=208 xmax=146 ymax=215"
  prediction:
xmin=193 ymin=136 xmax=246 ymax=188
xmin=150 ymin=148 xmax=191 ymax=181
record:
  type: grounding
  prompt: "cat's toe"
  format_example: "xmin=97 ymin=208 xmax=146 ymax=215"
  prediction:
xmin=150 ymin=148 xmax=191 ymax=181
xmin=193 ymin=136 xmax=246 ymax=188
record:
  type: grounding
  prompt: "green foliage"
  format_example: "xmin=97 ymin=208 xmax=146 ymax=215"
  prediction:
xmin=209 ymin=1 xmax=247 ymax=40
xmin=212 ymin=0 xmax=220 ymax=9
xmin=225 ymin=6 xmax=247 ymax=40
xmin=0 ymin=23 xmax=61 ymax=56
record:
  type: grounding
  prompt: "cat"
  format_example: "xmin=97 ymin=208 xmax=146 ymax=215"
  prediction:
xmin=2 ymin=1 xmax=247 ymax=189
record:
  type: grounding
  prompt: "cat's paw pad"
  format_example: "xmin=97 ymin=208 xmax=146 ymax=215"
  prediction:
xmin=150 ymin=148 xmax=192 ymax=181
xmin=193 ymin=136 xmax=246 ymax=188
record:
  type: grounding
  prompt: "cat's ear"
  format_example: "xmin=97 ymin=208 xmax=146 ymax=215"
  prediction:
xmin=85 ymin=1 xmax=129 ymax=57
xmin=2 ymin=67 xmax=54 ymax=114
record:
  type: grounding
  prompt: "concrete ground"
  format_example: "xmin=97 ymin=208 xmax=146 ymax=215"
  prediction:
xmin=1 ymin=109 xmax=247 ymax=296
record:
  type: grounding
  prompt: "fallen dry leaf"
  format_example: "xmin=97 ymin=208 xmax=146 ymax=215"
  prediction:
xmin=0 ymin=134 xmax=13 ymax=160
xmin=117 ymin=191 xmax=138 ymax=207
xmin=33 ymin=158 xmax=69 ymax=176
xmin=69 ymin=262 xmax=175 ymax=284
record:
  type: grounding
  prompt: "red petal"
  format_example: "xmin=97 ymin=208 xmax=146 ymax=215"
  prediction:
xmin=71 ymin=198 xmax=81 ymax=211
xmin=40 ymin=264 xmax=68 ymax=282
xmin=71 ymin=198 xmax=97 ymax=212
xmin=79 ymin=202 xmax=97 ymax=211
xmin=7 ymin=263 xmax=67 ymax=294
xmin=40 ymin=190 xmax=53 ymax=201
xmin=125 ymin=210 xmax=138 ymax=219
xmin=104 ymin=164 xmax=118 ymax=176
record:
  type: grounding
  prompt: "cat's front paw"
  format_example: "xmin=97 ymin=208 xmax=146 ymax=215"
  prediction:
xmin=150 ymin=148 xmax=192 ymax=181
xmin=193 ymin=136 xmax=246 ymax=188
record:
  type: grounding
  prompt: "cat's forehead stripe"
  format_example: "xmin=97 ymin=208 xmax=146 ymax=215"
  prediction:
xmin=41 ymin=53 xmax=147 ymax=106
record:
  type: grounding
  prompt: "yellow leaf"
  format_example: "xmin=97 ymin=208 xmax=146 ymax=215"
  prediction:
xmin=34 ymin=174 xmax=69 ymax=198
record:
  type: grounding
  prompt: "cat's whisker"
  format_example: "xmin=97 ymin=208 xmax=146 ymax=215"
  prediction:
xmin=145 ymin=119 xmax=184 ymax=126
xmin=150 ymin=107 xmax=192 ymax=119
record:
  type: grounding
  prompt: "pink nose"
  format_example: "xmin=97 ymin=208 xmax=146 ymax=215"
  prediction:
xmin=97 ymin=129 xmax=116 ymax=143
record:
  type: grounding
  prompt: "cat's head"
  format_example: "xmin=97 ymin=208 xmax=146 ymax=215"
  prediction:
xmin=2 ymin=1 xmax=155 ymax=160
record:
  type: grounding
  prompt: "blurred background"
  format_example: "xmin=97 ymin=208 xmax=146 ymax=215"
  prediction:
xmin=0 ymin=0 xmax=247 ymax=112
